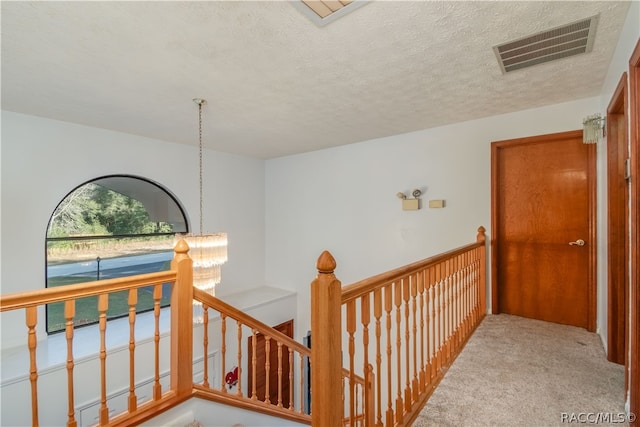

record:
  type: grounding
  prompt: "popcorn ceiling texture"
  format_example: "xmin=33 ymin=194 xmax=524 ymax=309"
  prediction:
xmin=0 ymin=1 xmax=631 ymax=159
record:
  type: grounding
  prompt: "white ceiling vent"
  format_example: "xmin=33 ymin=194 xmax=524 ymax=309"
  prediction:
xmin=494 ymin=15 xmax=599 ymax=74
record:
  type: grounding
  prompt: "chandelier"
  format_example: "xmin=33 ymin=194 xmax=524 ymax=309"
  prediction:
xmin=176 ymin=98 xmax=227 ymax=297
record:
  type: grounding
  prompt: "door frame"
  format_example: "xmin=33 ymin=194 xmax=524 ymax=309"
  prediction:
xmin=628 ymin=37 xmax=640 ymax=426
xmin=490 ymin=130 xmax=597 ymax=332
xmin=606 ymin=73 xmax=628 ymax=366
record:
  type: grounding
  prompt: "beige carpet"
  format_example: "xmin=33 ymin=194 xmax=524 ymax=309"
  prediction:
xmin=414 ymin=314 xmax=627 ymax=427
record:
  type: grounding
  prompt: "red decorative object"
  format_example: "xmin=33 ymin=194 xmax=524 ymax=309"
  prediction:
xmin=225 ymin=366 xmax=238 ymax=387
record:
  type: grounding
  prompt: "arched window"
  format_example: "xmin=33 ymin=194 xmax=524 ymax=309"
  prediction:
xmin=45 ymin=175 xmax=188 ymax=334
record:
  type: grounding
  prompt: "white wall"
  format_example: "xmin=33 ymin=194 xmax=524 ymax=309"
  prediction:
xmin=265 ymin=97 xmax=600 ymax=342
xmin=141 ymin=398 xmax=306 ymax=427
xmin=0 ymin=111 xmax=266 ymax=348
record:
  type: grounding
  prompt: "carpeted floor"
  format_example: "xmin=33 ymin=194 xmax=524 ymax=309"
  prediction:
xmin=414 ymin=314 xmax=628 ymax=427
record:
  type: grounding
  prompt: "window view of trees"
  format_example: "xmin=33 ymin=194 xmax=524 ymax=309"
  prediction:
xmin=46 ymin=176 xmax=187 ymax=334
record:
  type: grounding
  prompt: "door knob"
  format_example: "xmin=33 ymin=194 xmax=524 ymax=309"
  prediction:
xmin=569 ymin=239 xmax=586 ymax=246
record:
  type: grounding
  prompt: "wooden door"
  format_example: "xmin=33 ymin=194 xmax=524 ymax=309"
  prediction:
xmin=491 ymin=130 xmax=596 ymax=330
xmin=247 ymin=319 xmax=293 ymax=407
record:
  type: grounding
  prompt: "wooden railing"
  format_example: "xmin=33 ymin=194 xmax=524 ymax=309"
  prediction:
xmin=310 ymin=226 xmax=487 ymax=427
xmin=0 ymin=241 xmax=201 ymax=426
xmin=1 ymin=228 xmax=486 ymax=426
xmin=190 ymin=289 xmax=311 ymax=424
xmin=0 ymin=239 xmax=315 ymax=426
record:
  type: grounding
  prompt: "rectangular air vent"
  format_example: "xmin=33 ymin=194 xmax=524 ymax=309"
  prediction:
xmin=493 ymin=14 xmax=599 ymax=74
xmin=293 ymin=0 xmax=368 ymax=27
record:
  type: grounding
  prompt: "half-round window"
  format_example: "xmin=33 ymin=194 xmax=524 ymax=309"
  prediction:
xmin=45 ymin=175 xmax=188 ymax=334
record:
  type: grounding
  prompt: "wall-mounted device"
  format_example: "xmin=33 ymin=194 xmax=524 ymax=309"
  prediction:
xmin=397 ymin=189 xmax=422 ymax=210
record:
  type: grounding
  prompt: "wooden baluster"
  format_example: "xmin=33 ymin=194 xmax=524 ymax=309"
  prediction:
xmin=477 ymin=226 xmax=487 ymax=319
xmin=310 ymin=251 xmax=342 ymax=427
xmin=465 ymin=251 xmax=471 ymax=333
xmin=451 ymin=258 xmax=457 ymax=354
xmin=202 ymin=304 xmax=209 ymax=388
xmin=359 ymin=293 xmax=370 ymax=426
xmin=221 ymin=313 xmax=227 ymax=392
xmin=236 ymin=321 xmax=243 ymax=397
xmin=403 ymin=277 xmax=411 ymax=412
xmin=277 ymin=341 xmax=283 ymax=408
xmin=384 ymin=284 xmax=394 ymax=426
xmin=435 ymin=264 xmax=444 ymax=372
xmin=299 ymin=353 xmax=305 ymax=414
xmin=418 ymin=270 xmax=426 ymax=393
xmin=445 ymin=259 xmax=451 ymax=363
xmin=452 ymin=256 xmax=459 ymax=351
xmin=64 ymin=301 xmax=77 ymax=427
xmin=460 ymin=254 xmax=465 ymax=338
xmin=26 ymin=306 xmax=39 ymax=426
xmin=251 ymin=330 xmax=258 ymax=400
xmin=394 ymin=281 xmax=403 ymax=424
xmin=411 ymin=273 xmax=419 ymax=403
xmin=98 ymin=294 xmax=109 ymax=425
xmin=355 ymin=381 xmax=360 ymax=426
xmin=442 ymin=261 xmax=451 ymax=366
xmin=365 ymin=364 xmax=375 ymax=427
xmin=341 ymin=375 xmax=346 ymax=426
xmin=470 ymin=249 xmax=475 ymax=322
xmin=461 ymin=252 xmax=468 ymax=337
xmin=347 ymin=299 xmax=356 ymax=425
xmin=288 ymin=348 xmax=294 ymax=410
xmin=373 ymin=288 xmax=383 ymax=427
xmin=265 ymin=336 xmax=271 ymax=403
xmin=474 ymin=248 xmax=481 ymax=325
xmin=428 ymin=267 xmax=435 ymax=381
xmin=128 ymin=289 xmax=138 ymax=412
xmin=153 ymin=284 xmax=162 ymax=400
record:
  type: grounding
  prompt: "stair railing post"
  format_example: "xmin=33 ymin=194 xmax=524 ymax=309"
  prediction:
xmin=311 ymin=251 xmax=343 ymax=426
xmin=476 ymin=226 xmax=487 ymax=316
xmin=171 ymin=239 xmax=194 ymax=397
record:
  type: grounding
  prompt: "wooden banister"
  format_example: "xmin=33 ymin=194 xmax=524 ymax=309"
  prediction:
xmin=194 ymin=290 xmax=311 ymax=357
xmin=315 ymin=227 xmax=487 ymax=426
xmin=0 ymin=270 xmax=176 ymax=311
xmin=310 ymin=250 xmax=343 ymax=427
xmin=341 ymin=238 xmax=486 ymax=303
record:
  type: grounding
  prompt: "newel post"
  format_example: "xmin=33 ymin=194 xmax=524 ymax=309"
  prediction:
xmin=476 ymin=226 xmax=487 ymax=315
xmin=311 ymin=251 xmax=343 ymax=426
xmin=171 ymin=239 xmax=194 ymax=397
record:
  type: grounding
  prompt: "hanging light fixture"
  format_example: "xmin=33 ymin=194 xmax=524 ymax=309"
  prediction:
xmin=582 ymin=114 xmax=605 ymax=144
xmin=176 ymin=98 xmax=227 ymax=297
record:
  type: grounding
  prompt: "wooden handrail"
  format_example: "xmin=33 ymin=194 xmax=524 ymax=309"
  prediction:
xmin=0 ymin=270 xmax=176 ymax=311
xmin=194 ymin=289 xmax=311 ymax=357
xmin=342 ymin=230 xmax=485 ymax=303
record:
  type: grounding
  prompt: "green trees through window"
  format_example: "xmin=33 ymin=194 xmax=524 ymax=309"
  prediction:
xmin=46 ymin=176 xmax=188 ymax=334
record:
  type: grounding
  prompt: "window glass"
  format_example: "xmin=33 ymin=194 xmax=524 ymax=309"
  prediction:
xmin=46 ymin=175 xmax=188 ymax=334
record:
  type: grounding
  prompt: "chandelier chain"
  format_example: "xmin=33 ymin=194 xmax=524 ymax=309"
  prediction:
xmin=197 ymin=100 xmax=204 ymax=235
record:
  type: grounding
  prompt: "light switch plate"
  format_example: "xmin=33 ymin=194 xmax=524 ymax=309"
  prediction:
xmin=402 ymin=199 xmax=419 ymax=210
xmin=428 ymin=199 xmax=445 ymax=208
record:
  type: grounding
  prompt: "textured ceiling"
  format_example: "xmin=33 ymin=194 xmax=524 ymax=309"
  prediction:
xmin=0 ymin=1 xmax=632 ymax=159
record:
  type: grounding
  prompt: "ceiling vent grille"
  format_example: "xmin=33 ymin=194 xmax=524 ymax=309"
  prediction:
xmin=293 ymin=0 xmax=368 ymax=27
xmin=494 ymin=14 xmax=599 ymax=74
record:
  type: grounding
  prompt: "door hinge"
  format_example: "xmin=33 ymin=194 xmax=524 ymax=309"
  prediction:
xmin=625 ymin=158 xmax=631 ymax=181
